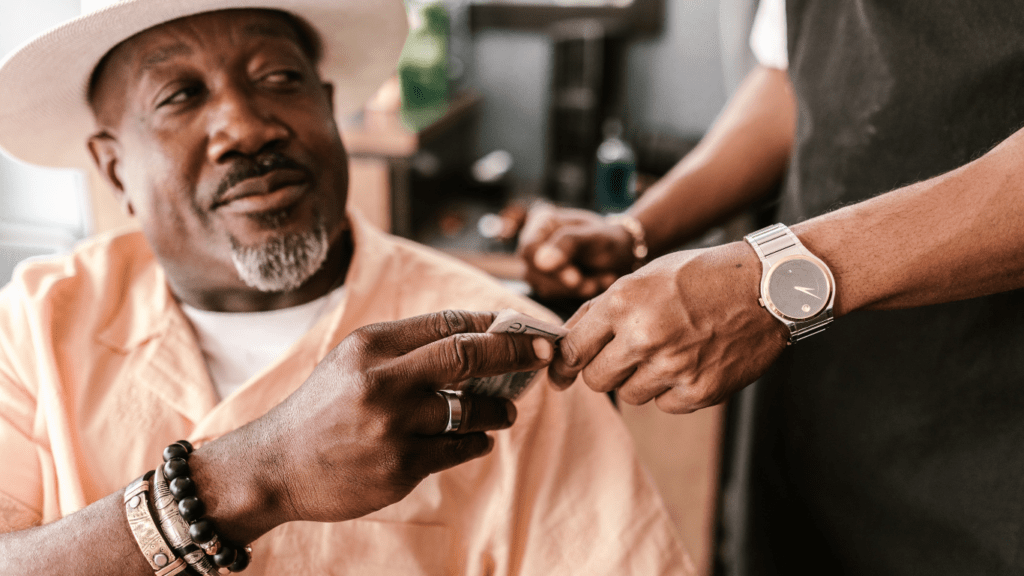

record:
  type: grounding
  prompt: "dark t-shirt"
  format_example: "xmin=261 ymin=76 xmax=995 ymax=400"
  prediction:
xmin=742 ymin=2 xmax=1024 ymax=574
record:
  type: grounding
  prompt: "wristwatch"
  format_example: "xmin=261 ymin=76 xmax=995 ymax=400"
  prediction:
xmin=744 ymin=223 xmax=835 ymax=343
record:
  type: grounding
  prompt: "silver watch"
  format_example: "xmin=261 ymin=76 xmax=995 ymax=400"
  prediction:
xmin=744 ymin=223 xmax=835 ymax=343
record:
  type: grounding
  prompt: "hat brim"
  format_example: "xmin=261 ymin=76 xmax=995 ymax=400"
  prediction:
xmin=0 ymin=0 xmax=408 ymax=170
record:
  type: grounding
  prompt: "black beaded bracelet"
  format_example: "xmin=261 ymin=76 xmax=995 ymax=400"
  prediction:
xmin=162 ymin=441 xmax=251 ymax=573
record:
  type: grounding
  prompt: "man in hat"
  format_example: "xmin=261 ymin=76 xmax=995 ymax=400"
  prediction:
xmin=0 ymin=2 xmax=690 ymax=574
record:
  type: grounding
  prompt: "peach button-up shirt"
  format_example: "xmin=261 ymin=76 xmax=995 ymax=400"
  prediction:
xmin=0 ymin=213 xmax=692 ymax=575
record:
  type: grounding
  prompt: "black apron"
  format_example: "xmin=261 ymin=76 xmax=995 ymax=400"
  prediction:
xmin=742 ymin=2 xmax=1024 ymax=574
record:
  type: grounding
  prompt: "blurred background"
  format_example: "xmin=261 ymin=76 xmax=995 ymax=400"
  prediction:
xmin=0 ymin=1 xmax=761 ymax=574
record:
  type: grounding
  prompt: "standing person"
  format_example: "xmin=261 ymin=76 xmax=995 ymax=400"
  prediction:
xmin=521 ymin=0 xmax=1024 ymax=573
xmin=0 ymin=1 xmax=691 ymax=574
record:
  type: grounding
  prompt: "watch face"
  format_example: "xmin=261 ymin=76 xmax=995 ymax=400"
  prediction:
xmin=765 ymin=256 xmax=831 ymax=320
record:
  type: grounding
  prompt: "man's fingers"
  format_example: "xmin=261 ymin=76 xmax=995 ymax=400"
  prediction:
xmin=525 ymin=269 xmax=579 ymax=299
xmin=395 ymin=332 xmax=551 ymax=388
xmin=411 ymin=391 xmax=517 ymax=436
xmin=420 ymin=433 xmax=496 ymax=475
xmin=557 ymin=265 xmax=582 ymax=288
xmin=534 ymin=243 xmax=570 ymax=273
xmin=614 ymin=363 xmax=675 ymax=406
xmin=525 ymin=269 xmax=602 ymax=300
xmin=548 ymin=300 xmax=614 ymax=389
xmin=357 ymin=310 xmax=497 ymax=356
xmin=518 ymin=203 xmax=562 ymax=263
xmin=579 ymin=340 xmax=639 ymax=394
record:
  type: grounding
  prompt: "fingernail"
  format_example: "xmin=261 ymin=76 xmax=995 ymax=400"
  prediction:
xmin=533 ymin=337 xmax=553 ymax=361
xmin=505 ymin=400 xmax=518 ymax=424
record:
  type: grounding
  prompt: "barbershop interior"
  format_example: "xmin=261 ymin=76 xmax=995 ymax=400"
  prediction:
xmin=2 ymin=0 xmax=1018 ymax=574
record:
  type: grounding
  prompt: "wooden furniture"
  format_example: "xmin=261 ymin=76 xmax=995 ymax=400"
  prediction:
xmin=342 ymin=90 xmax=482 ymax=237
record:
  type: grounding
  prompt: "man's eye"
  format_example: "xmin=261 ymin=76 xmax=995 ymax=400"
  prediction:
xmin=158 ymin=85 xmax=202 ymax=108
xmin=262 ymin=71 xmax=301 ymax=86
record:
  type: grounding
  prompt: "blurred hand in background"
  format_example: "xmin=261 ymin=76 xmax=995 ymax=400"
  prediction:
xmin=517 ymin=202 xmax=637 ymax=299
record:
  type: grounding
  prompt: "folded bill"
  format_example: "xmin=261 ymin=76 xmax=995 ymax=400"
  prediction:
xmin=462 ymin=309 xmax=568 ymax=400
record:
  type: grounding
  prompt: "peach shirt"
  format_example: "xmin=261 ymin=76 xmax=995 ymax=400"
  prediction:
xmin=0 ymin=213 xmax=693 ymax=575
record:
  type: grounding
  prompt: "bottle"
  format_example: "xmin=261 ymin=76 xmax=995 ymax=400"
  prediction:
xmin=398 ymin=1 xmax=449 ymax=129
xmin=593 ymin=118 xmax=637 ymax=213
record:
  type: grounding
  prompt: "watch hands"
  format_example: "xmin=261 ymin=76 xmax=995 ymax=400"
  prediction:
xmin=794 ymin=286 xmax=822 ymax=299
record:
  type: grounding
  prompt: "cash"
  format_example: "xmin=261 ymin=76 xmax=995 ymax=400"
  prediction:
xmin=462 ymin=309 xmax=568 ymax=400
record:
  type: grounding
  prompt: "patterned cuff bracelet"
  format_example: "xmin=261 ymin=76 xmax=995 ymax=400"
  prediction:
xmin=124 ymin=472 xmax=188 ymax=576
xmin=154 ymin=464 xmax=219 ymax=575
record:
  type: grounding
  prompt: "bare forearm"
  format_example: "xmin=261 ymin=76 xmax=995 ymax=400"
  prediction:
xmin=796 ymin=125 xmax=1024 ymax=317
xmin=0 ymin=428 xmax=282 ymax=575
xmin=630 ymin=66 xmax=796 ymax=255
xmin=0 ymin=491 xmax=151 ymax=576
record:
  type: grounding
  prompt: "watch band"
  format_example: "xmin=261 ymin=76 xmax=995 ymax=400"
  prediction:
xmin=744 ymin=223 xmax=835 ymax=343
xmin=745 ymin=222 xmax=800 ymax=261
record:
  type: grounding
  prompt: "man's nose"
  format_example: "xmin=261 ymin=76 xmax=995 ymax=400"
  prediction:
xmin=206 ymin=87 xmax=290 ymax=162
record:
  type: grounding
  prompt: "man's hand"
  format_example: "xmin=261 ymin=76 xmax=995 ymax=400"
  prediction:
xmin=547 ymin=242 xmax=788 ymax=413
xmin=252 ymin=310 xmax=553 ymax=526
xmin=518 ymin=203 xmax=636 ymax=299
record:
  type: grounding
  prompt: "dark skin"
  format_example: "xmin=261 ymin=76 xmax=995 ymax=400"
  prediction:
xmin=88 ymin=9 xmax=348 ymax=312
xmin=0 ymin=10 xmax=557 ymax=574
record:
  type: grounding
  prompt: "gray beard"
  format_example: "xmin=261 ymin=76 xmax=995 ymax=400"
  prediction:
xmin=229 ymin=219 xmax=330 ymax=293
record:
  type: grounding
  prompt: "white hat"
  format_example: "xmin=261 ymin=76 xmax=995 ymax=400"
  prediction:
xmin=0 ymin=0 xmax=409 ymax=170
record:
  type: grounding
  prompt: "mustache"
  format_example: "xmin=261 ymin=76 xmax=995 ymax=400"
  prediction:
xmin=213 ymin=152 xmax=309 ymax=203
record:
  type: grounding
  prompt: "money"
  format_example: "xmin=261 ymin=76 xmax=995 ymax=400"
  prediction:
xmin=462 ymin=309 xmax=568 ymax=400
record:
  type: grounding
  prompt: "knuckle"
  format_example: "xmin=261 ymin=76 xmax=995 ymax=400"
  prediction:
xmin=344 ymin=328 xmax=379 ymax=360
xmin=447 ymin=333 xmax=480 ymax=380
xmin=437 ymin=310 xmax=468 ymax=339
xmin=502 ymin=333 xmax=526 ymax=365
xmin=360 ymin=365 xmax=387 ymax=393
xmin=654 ymin=392 xmax=691 ymax=414
xmin=558 ymin=338 xmax=585 ymax=371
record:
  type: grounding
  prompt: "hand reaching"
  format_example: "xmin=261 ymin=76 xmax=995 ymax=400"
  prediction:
xmin=258 ymin=310 xmax=554 ymax=523
xmin=547 ymin=242 xmax=788 ymax=413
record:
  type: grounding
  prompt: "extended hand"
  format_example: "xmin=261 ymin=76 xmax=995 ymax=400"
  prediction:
xmin=548 ymin=242 xmax=788 ymax=413
xmin=518 ymin=203 xmax=637 ymax=299
xmin=262 ymin=310 xmax=554 ymax=523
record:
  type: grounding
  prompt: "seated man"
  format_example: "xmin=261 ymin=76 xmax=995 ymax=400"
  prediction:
xmin=0 ymin=1 xmax=690 ymax=574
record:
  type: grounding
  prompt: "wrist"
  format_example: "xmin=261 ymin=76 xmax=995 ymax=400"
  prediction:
xmin=605 ymin=213 xmax=648 ymax=269
xmin=187 ymin=432 xmax=288 ymax=545
xmin=790 ymin=218 xmax=869 ymax=319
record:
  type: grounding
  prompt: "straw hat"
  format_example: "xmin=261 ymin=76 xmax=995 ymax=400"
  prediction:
xmin=0 ymin=0 xmax=409 ymax=170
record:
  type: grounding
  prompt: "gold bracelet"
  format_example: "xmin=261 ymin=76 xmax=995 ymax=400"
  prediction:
xmin=605 ymin=213 xmax=649 ymax=266
xmin=124 ymin=472 xmax=188 ymax=576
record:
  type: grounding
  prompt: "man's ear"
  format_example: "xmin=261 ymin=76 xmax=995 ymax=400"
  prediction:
xmin=87 ymin=131 xmax=133 ymax=216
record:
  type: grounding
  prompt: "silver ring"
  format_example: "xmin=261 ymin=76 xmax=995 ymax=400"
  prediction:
xmin=437 ymin=389 xmax=464 ymax=434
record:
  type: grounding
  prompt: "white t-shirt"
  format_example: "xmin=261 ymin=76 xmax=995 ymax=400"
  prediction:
xmin=750 ymin=0 xmax=788 ymax=70
xmin=181 ymin=286 xmax=346 ymax=401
